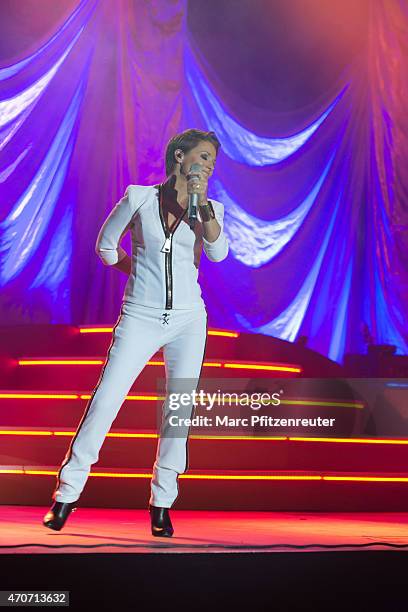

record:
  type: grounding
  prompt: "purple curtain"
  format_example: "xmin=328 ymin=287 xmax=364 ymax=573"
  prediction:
xmin=0 ymin=0 xmax=406 ymax=364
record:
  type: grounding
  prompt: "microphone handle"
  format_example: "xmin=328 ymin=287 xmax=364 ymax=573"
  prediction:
xmin=188 ymin=192 xmax=199 ymax=221
xmin=187 ymin=162 xmax=203 ymax=229
xmin=188 ymin=193 xmax=199 ymax=230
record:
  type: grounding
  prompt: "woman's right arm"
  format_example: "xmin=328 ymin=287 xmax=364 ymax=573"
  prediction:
xmin=95 ymin=185 xmax=137 ymax=268
xmin=112 ymin=253 xmax=131 ymax=275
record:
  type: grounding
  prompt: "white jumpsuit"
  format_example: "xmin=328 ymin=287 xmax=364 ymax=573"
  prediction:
xmin=52 ymin=184 xmax=229 ymax=507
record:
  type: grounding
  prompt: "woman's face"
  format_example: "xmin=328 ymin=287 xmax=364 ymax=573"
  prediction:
xmin=179 ymin=140 xmax=217 ymax=178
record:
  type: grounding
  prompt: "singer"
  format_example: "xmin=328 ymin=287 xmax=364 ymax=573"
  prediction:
xmin=42 ymin=128 xmax=229 ymax=537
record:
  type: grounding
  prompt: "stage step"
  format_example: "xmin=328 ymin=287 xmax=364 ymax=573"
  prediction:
xmin=0 ymin=427 xmax=407 ymax=472
xmin=0 ymin=387 xmax=369 ymax=438
xmin=0 ymin=324 xmax=344 ymax=377
xmin=6 ymin=356 xmax=301 ymax=389
xmin=0 ymin=325 xmax=399 ymax=512
xmin=1 ymin=466 xmax=408 ymax=511
xmin=0 ymin=325 xmax=240 ymax=358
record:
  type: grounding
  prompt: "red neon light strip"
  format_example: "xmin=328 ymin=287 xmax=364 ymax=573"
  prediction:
xmin=0 ymin=428 xmax=408 ymax=445
xmin=1 ymin=468 xmax=408 ymax=482
xmin=0 ymin=393 xmax=362 ymax=409
xmin=17 ymin=358 xmax=301 ymax=373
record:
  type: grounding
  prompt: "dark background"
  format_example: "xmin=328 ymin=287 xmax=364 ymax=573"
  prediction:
xmin=0 ymin=0 xmax=369 ymax=112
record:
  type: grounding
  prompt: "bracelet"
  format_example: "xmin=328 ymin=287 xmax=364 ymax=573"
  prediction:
xmin=199 ymin=200 xmax=216 ymax=222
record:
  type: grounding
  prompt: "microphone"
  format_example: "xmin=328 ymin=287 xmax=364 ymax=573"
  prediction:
xmin=186 ymin=162 xmax=203 ymax=230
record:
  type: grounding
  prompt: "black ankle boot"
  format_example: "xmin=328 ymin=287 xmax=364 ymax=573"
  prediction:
xmin=43 ymin=501 xmax=78 ymax=531
xmin=148 ymin=503 xmax=174 ymax=537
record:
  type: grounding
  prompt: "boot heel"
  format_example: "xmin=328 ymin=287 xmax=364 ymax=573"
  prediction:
xmin=148 ymin=503 xmax=174 ymax=537
xmin=43 ymin=501 xmax=78 ymax=531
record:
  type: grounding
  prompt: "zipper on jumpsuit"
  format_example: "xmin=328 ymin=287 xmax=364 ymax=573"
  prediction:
xmin=158 ymin=184 xmax=187 ymax=310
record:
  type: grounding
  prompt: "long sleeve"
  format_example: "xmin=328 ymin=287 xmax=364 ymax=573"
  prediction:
xmin=95 ymin=185 xmax=138 ymax=266
xmin=202 ymin=199 xmax=229 ymax=262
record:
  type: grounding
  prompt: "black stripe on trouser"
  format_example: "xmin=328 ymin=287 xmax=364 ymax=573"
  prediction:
xmin=53 ymin=304 xmax=125 ymax=500
xmin=172 ymin=311 xmax=208 ymax=507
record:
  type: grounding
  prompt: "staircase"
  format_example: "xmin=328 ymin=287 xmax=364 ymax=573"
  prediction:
xmin=1 ymin=323 xmax=407 ymax=511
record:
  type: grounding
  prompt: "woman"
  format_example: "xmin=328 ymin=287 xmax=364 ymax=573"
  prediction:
xmin=42 ymin=128 xmax=229 ymax=537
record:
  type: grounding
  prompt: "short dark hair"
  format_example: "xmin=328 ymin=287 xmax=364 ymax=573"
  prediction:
xmin=165 ymin=128 xmax=221 ymax=176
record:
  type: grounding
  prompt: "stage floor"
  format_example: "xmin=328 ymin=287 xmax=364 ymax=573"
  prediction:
xmin=2 ymin=506 xmax=408 ymax=555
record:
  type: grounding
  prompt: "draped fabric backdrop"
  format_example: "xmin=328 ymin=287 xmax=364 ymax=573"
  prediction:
xmin=0 ymin=0 xmax=406 ymax=364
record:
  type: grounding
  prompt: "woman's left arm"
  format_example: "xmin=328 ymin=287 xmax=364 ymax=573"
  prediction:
xmin=199 ymin=205 xmax=221 ymax=243
xmin=188 ymin=169 xmax=229 ymax=262
xmin=199 ymin=199 xmax=229 ymax=262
